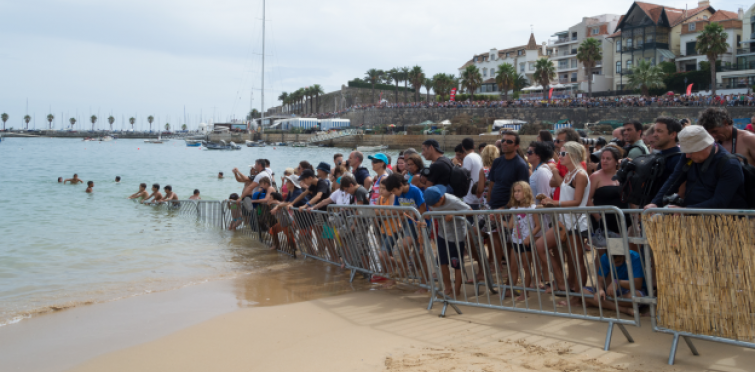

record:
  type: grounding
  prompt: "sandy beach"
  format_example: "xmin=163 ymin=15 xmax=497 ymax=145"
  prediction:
xmin=3 ymin=257 xmax=747 ymax=372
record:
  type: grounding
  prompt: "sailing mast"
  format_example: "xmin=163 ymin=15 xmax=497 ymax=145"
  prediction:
xmin=260 ymin=0 xmax=265 ymax=135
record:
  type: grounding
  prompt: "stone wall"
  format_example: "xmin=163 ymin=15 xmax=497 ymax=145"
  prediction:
xmin=258 ymin=133 xmax=535 ymax=150
xmin=269 ymin=86 xmax=436 ymax=116
xmin=338 ymin=106 xmax=755 ymax=128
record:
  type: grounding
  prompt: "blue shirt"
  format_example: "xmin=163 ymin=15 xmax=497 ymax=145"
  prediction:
xmin=394 ymin=184 xmax=425 ymax=210
xmin=598 ymin=251 xmax=646 ymax=293
xmin=488 ymin=155 xmax=530 ymax=209
xmin=286 ymin=188 xmax=305 ymax=207
xmin=354 ymin=167 xmax=370 ymax=187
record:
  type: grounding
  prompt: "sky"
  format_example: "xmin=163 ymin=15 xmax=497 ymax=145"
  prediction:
xmin=0 ymin=0 xmax=748 ymax=130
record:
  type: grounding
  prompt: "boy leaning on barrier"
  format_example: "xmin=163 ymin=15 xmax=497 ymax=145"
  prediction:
xmin=423 ymin=185 xmax=471 ymax=296
xmin=384 ymin=173 xmax=428 ymax=292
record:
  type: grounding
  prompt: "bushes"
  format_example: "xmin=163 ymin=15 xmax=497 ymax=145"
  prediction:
xmin=348 ymin=80 xmax=414 ymax=92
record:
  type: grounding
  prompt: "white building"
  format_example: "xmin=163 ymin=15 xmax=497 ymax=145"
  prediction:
xmin=676 ymin=10 xmax=742 ymax=73
xmin=718 ymin=4 xmax=755 ymax=90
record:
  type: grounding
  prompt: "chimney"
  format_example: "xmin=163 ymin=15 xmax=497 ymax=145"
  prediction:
xmin=739 ymin=7 xmax=745 ymax=20
xmin=542 ymin=42 xmax=547 ymax=55
xmin=698 ymin=0 xmax=710 ymax=8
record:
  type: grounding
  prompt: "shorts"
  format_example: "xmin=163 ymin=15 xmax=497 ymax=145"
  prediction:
xmin=437 ymin=236 xmax=465 ymax=270
xmin=584 ymin=286 xmax=646 ymax=297
xmin=381 ymin=234 xmax=396 ymax=254
xmin=465 ymin=203 xmax=481 ymax=225
xmin=512 ymin=242 xmax=531 ymax=253
xmin=403 ymin=223 xmax=419 ymax=241
xmin=321 ymin=223 xmax=335 ymax=239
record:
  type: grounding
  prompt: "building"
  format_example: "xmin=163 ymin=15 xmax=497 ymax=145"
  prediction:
xmin=547 ymin=14 xmax=621 ymax=94
xmin=719 ymin=4 xmax=755 ymax=90
xmin=676 ymin=10 xmax=742 ymax=73
xmin=607 ymin=1 xmax=718 ymax=90
xmin=457 ymin=33 xmax=546 ymax=96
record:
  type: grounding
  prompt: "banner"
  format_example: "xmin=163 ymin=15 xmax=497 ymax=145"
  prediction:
xmin=450 ymin=88 xmax=457 ymax=102
xmin=548 ymin=88 xmax=554 ymax=100
xmin=379 ymin=91 xmax=383 ymax=103
xmin=686 ymin=84 xmax=694 ymax=96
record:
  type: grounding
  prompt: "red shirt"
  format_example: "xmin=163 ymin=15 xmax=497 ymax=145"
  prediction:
xmin=553 ymin=160 xmax=586 ymax=201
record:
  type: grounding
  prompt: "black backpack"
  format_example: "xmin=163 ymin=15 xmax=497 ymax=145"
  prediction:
xmin=715 ymin=154 xmax=755 ymax=209
xmin=619 ymin=152 xmax=680 ymax=206
xmin=438 ymin=157 xmax=473 ymax=199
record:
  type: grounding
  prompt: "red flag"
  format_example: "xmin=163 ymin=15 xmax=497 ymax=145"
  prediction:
xmin=686 ymin=84 xmax=694 ymax=96
xmin=379 ymin=91 xmax=383 ymax=103
xmin=450 ymin=88 xmax=457 ymax=102
xmin=548 ymin=88 xmax=554 ymax=100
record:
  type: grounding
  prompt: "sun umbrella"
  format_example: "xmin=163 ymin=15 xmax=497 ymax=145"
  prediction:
xmin=388 ymin=124 xmax=396 ymax=127
xmin=666 ymin=91 xmax=675 ymax=96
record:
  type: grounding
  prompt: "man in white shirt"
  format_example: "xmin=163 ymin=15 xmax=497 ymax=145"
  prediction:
xmin=459 ymin=138 xmax=485 ymax=207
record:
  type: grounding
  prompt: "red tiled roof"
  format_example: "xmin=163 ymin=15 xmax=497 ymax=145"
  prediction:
xmin=606 ymin=30 xmax=622 ymax=38
xmin=709 ymin=10 xmax=739 ymax=22
xmin=526 ymin=33 xmax=538 ymax=50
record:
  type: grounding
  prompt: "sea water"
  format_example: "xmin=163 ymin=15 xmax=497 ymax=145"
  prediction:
xmin=0 ymin=137 xmax=398 ymax=326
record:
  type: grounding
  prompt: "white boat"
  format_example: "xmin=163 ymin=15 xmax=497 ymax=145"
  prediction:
xmin=245 ymin=140 xmax=267 ymax=147
xmin=145 ymin=133 xmax=165 ymax=144
xmin=292 ymin=142 xmax=307 ymax=147
xmin=356 ymin=145 xmax=388 ymax=152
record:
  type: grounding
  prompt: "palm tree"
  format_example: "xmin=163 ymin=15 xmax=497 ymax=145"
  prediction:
xmin=278 ymin=92 xmax=289 ymax=112
xmin=697 ymin=22 xmax=729 ymax=97
xmin=365 ymin=69 xmax=383 ymax=104
xmin=69 ymin=118 xmax=77 ymax=130
xmin=311 ymin=84 xmax=324 ymax=113
xmin=495 ymin=63 xmax=517 ymax=100
xmin=1 ymin=113 xmax=8 ymax=131
xmin=431 ymin=73 xmax=449 ymax=100
xmin=514 ymin=74 xmax=529 ymax=93
xmin=400 ymin=66 xmax=410 ymax=102
xmin=577 ymin=38 xmax=603 ymax=97
xmin=181 ymin=124 xmax=187 ymax=131
xmin=47 ymin=114 xmax=54 ymax=130
xmin=147 ymin=115 xmax=154 ymax=132
xmin=387 ymin=68 xmax=403 ymax=103
xmin=533 ymin=58 xmax=556 ymax=100
xmin=460 ymin=65 xmax=482 ymax=100
xmin=626 ymin=59 xmax=665 ymax=96
xmin=90 ymin=115 xmax=97 ymax=131
xmin=107 ymin=115 xmax=115 ymax=131
xmin=24 ymin=115 xmax=31 ymax=129
xmin=424 ymin=77 xmax=433 ymax=102
xmin=408 ymin=66 xmax=424 ymax=102
xmin=128 ymin=117 xmax=135 ymax=131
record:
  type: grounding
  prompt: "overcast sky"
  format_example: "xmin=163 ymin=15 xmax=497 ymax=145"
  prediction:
xmin=0 ymin=0 xmax=747 ymax=130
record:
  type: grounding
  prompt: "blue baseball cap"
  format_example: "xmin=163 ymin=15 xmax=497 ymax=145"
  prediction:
xmin=424 ymin=185 xmax=447 ymax=207
xmin=368 ymin=153 xmax=389 ymax=164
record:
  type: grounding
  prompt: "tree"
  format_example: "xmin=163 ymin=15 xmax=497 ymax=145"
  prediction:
xmin=278 ymin=92 xmax=288 ymax=112
xmin=365 ymin=68 xmax=383 ymax=104
xmin=626 ymin=59 xmax=665 ymax=96
xmin=69 ymin=117 xmax=76 ymax=129
xmin=533 ymin=58 xmax=556 ymax=100
xmin=576 ymin=38 xmax=603 ymax=97
xmin=401 ymin=66 xmax=410 ymax=102
xmin=408 ymin=66 xmax=424 ymax=102
xmin=24 ymin=115 xmax=31 ymax=129
xmin=424 ymin=77 xmax=433 ymax=102
xmin=165 ymin=123 xmax=170 ymax=131
xmin=47 ymin=114 xmax=54 ymax=130
xmin=514 ymin=74 xmax=529 ymax=92
xmin=495 ymin=63 xmax=517 ymax=101
xmin=387 ymin=68 xmax=401 ymax=103
xmin=311 ymin=84 xmax=324 ymax=113
xmin=147 ymin=115 xmax=154 ymax=132
xmin=460 ymin=65 xmax=482 ymax=99
xmin=90 ymin=115 xmax=97 ymax=131
xmin=181 ymin=124 xmax=187 ymax=131
xmin=107 ymin=115 xmax=115 ymax=131
xmin=1 ymin=113 xmax=7 ymax=131
xmin=128 ymin=117 xmax=135 ymax=131
xmin=696 ymin=22 xmax=729 ymax=97
xmin=248 ymin=109 xmax=260 ymax=120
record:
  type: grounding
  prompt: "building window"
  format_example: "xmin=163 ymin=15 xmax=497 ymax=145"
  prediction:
xmin=689 ymin=23 xmax=696 ymax=31
xmin=490 ymin=54 xmax=494 ymax=60
xmin=520 ymin=63 xmax=525 ymax=72
xmin=703 ymin=15 xmax=708 ymax=20
xmin=571 ymin=72 xmax=578 ymax=83
xmin=529 ymin=62 xmax=535 ymax=71
xmin=571 ymin=59 xmax=577 ymax=68
xmin=559 ymin=60 xmax=569 ymax=69
xmin=506 ymin=52 xmax=510 ymax=58
xmin=627 ymin=38 xmax=633 ymax=49
xmin=626 ymin=60 xmax=633 ymax=70
xmin=518 ymin=50 xmax=523 ymax=56
xmin=592 ymin=27 xmax=600 ymax=35
xmin=483 ymin=68 xmax=487 ymax=77
xmin=686 ymin=41 xmax=697 ymax=56
xmin=572 ymin=32 xmax=578 ymax=40
xmin=616 ymin=41 xmax=621 ymax=52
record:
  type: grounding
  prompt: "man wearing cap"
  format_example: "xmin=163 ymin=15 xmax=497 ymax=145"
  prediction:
xmin=367 ymin=153 xmax=390 ymax=205
xmin=420 ymin=139 xmax=454 ymax=192
xmin=645 ymin=126 xmax=747 ymax=210
xmin=348 ymin=151 xmax=372 ymax=189
xmin=700 ymin=108 xmax=755 ymax=166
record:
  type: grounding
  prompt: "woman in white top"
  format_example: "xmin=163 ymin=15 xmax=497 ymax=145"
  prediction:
xmin=535 ymin=141 xmax=590 ymax=294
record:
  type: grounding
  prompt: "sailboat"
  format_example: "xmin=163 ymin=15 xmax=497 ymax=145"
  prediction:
xmin=144 ymin=133 xmax=164 ymax=144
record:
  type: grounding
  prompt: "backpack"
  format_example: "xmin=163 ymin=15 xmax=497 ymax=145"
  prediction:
xmin=715 ymin=154 xmax=755 ymax=209
xmin=619 ymin=152 xmax=680 ymax=206
xmin=437 ymin=157 xmax=473 ymax=199
xmin=623 ymin=143 xmax=648 ymax=158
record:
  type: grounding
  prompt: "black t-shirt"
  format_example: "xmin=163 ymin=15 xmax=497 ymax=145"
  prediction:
xmin=308 ymin=179 xmax=332 ymax=210
xmin=353 ymin=186 xmax=370 ymax=205
xmin=427 ymin=156 xmax=453 ymax=188
xmin=354 ymin=167 xmax=370 ymax=186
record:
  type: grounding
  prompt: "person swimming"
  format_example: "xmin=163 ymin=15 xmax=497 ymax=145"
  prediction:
xmin=115 ymin=176 xmax=121 ymax=183
xmin=85 ymin=181 xmax=94 ymax=193
xmin=128 ymin=183 xmax=150 ymax=200
xmin=218 ymin=172 xmax=224 ymax=179
xmin=58 ymin=177 xmax=63 ymax=183
xmin=162 ymin=185 xmax=179 ymax=202
xmin=64 ymin=174 xmax=83 ymax=184
xmin=142 ymin=184 xmax=163 ymax=204
xmin=189 ymin=189 xmax=201 ymax=200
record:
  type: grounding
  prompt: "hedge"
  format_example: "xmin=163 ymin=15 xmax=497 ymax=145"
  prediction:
xmin=347 ymin=80 xmax=415 ymax=92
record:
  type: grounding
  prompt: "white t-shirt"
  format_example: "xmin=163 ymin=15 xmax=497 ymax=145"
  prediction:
xmin=462 ymin=152 xmax=483 ymax=204
xmin=253 ymin=169 xmax=273 ymax=184
xmin=329 ymin=189 xmax=352 ymax=205
xmin=511 ymin=204 xmax=537 ymax=244
xmin=530 ymin=164 xmax=553 ymax=204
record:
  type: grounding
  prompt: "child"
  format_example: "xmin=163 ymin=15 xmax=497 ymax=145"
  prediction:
xmin=189 ymin=189 xmax=201 ymax=200
xmin=423 ymin=185 xmax=471 ymax=296
xmin=129 ymin=183 xmax=149 ymax=200
xmin=377 ymin=178 xmax=398 ymax=286
xmin=142 ymin=184 xmax=163 ymax=204
xmin=228 ymin=193 xmax=242 ymax=230
xmin=505 ymin=181 xmax=541 ymax=301
xmin=85 ymin=181 xmax=94 ymax=193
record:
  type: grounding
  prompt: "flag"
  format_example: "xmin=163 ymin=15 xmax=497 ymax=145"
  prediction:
xmin=686 ymin=84 xmax=694 ymax=96
xmin=548 ymin=88 xmax=554 ymax=100
xmin=450 ymin=88 xmax=457 ymax=102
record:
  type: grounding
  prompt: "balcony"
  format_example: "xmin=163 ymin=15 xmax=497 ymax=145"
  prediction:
xmin=721 ymin=62 xmax=755 ymax=71
xmin=559 ymin=78 xmax=570 ymax=84
xmin=737 ymin=48 xmax=755 ymax=55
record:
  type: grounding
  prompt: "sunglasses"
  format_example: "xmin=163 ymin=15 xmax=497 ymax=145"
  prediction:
xmin=526 ymin=150 xmax=534 ymax=155
xmin=558 ymin=151 xmax=568 ymax=157
xmin=554 ymin=139 xmax=563 ymax=144
xmin=501 ymin=139 xmax=515 ymax=145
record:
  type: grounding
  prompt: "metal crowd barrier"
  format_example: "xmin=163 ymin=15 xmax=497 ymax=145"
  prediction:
xmin=422 ymin=206 xmax=641 ymax=351
xmin=326 ymin=204 xmax=438 ymax=305
xmin=641 ymin=208 xmax=755 ymax=365
xmin=290 ymin=209 xmax=340 ymax=264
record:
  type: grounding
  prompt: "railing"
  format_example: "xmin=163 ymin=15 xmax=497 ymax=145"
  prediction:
xmin=160 ymin=197 xmax=755 ymax=365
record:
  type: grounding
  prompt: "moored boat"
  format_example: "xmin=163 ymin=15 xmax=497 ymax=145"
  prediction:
xmin=202 ymin=140 xmax=241 ymax=150
xmin=185 ymin=140 xmax=202 ymax=147
xmin=356 ymin=145 xmax=388 ymax=152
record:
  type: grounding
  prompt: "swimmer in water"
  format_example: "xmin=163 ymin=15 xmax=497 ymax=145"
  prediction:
xmin=64 ymin=174 xmax=84 ymax=184
xmin=189 ymin=189 xmax=201 ymax=200
xmin=218 ymin=172 xmax=224 ymax=179
xmin=58 ymin=177 xmax=63 ymax=183
xmin=85 ymin=181 xmax=94 ymax=193
xmin=228 ymin=193 xmax=241 ymax=230
xmin=115 ymin=176 xmax=121 ymax=183
xmin=142 ymin=183 xmax=163 ymax=204
xmin=162 ymin=185 xmax=179 ymax=202
xmin=128 ymin=183 xmax=150 ymax=199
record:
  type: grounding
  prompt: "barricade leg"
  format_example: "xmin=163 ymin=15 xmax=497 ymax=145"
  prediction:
xmin=604 ymin=321 xmax=634 ymax=351
xmin=668 ymin=333 xmax=700 ymax=365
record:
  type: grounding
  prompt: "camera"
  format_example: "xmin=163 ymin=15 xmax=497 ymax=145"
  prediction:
xmin=663 ymin=193 xmax=685 ymax=207
xmin=610 ymin=137 xmax=626 ymax=148
xmin=612 ymin=158 xmax=636 ymax=184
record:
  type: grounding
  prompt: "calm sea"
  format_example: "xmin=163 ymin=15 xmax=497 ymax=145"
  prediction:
xmin=0 ymin=137 xmax=401 ymax=326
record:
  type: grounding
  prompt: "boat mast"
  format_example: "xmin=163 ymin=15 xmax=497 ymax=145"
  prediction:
xmin=260 ymin=0 xmax=265 ymax=135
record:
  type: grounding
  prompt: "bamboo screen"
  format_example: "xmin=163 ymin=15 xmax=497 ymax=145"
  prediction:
xmin=644 ymin=214 xmax=755 ymax=342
